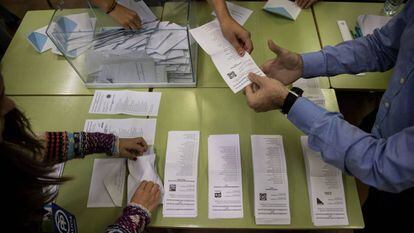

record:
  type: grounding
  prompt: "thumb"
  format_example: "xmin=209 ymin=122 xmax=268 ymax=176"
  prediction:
xmin=229 ymin=35 xmax=244 ymax=56
xmin=267 ymin=39 xmax=285 ymax=56
xmin=248 ymin=73 xmax=264 ymax=87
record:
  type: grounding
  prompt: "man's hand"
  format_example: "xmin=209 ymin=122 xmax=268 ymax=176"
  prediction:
xmin=109 ymin=4 xmax=142 ymax=30
xmin=131 ymin=181 xmax=161 ymax=212
xmin=295 ymin=0 xmax=318 ymax=9
xmin=261 ymin=40 xmax=303 ymax=85
xmin=245 ymin=73 xmax=289 ymax=112
xmin=118 ymin=137 xmax=148 ymax=160
xmin=220 ymin=18 xmax=253 ymax=56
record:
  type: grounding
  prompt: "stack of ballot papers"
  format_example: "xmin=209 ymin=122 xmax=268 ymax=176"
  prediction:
xmin=357 ymin=14 xmax=392 ymax=36
xmin=163 ymin=131 xmax=200 ymax=218
xmin=300 ymin=136 xmax=349 ymax=226
xmin=263 ymin=0 xmax=302 ymax=21
xmin=84 ymin=118 xmax=157 ymax=145
xmin=251 ymin=135 xmax=290 ymax=225
xmin=127 ymin=148 xmax=164 ymax=202
xmin=190 ymin=20 xmax=264 ymax=93
xmin=293 ymin=78 xmax=325 ymax=107
xmin=208 ymin=134 xmax=244 ymax=218
xmin=89 ymin=90 xmax=161 ymax=116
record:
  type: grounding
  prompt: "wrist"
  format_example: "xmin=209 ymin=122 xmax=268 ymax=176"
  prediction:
xmin=281 ymin=87 xmax=303 ymax=114
xmin=105 ymin=0 xmax=117 ymax=14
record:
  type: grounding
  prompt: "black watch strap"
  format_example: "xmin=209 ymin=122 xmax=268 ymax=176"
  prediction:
xmin=281 ymin=87 xmax=303 ymax=114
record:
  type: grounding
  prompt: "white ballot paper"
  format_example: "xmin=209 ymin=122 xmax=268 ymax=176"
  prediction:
xmin=84 ymin=118 xmax=157 ymax=145
xmin=163 ymin=131 xmax=200 ymax=218
xmin=208 ymin=134 xmax=244 ymax=219
xmin=190 ymin=20 xmax=264 ymax=93
xmin=117 ymin=0 xmax=157 ymax=24
xmin=251 ymin=135 xmax=291 ymax=225
xmin=293 ymin=78 xmax=325 ymax=107
xmin=87 ymin=158 xmax=126 ymax=207
xmin=89 ymin=90 xmax=162 ymax=116
xmin=212 ymin=1 xmax=253 ymax=26
xmin=263 ymin=0 xmax=301 ymax=21
xmin=300 ymin=136 xmax=349 ymax=226
xmin=127 ymin=150 xmax=164 ymax=202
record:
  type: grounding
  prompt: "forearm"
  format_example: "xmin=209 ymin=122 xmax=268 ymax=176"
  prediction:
xmin=42 ymin=132 xmax=118 ymax=163
xmin=106 ymin=204 xmax=151 ymax=233
xmin=207 ymin=0 xmax=232 ymax=22
xmin=288 ymin=98 xmax=414 ymax=193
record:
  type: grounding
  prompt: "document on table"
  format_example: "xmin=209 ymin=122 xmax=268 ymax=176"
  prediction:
xmin=263 ymin=0 xmax=301 ymax=21
xmin=87 ymin=158 xmax=126 ymax=207
xmin=89 ymin=90 xmax=161 ymax=116
xmin=163 ymin=131 xmax=200 ymax=218
xmin=251 ymin=135 xmax=290 ymax=225
xmin=127 ymin=150 xmax=164 ymax=202
xmin=208 ymin=134 xmax=244 ymax=219
xmin=190 ymin=20 xmax=264 ymax=93
xmin=293 ymin=78 xmax=325 ymax=107
xmin=84 ymin=118 xmax=157 ymax=145
xmin=300 ymin=136 xmax=349 ymax=226
xmin=211 ymin=1 xmax=253 ymax=26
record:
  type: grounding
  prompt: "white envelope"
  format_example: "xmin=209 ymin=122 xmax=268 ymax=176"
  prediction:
xmin=263 ymin=0 xmax=301 ymax=21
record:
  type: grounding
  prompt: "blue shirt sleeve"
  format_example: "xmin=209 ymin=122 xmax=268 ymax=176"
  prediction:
xmin=300 ymin=2 xmax=410 ymax=78
xmin=288 ymin=98 xmax=414 ymax=193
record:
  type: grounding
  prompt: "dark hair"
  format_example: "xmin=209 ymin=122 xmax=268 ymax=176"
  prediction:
xmin=1 ymin=108 xmax=69 ymax=232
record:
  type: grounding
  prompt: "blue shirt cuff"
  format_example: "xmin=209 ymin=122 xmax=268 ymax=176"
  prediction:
xmin=300 ymin=51 xmax=326 ymax=78
xmin=287 ymin=97 xmax=326 ymax=135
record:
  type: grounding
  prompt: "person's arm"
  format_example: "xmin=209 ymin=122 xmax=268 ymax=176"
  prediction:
xmin=288 ymin=98 xmax=414 ymax=193
xmin=41 ymin=132 xmax=148 ymax=164
xmin=301 ymin=2 xmax=410 ymax=78
xmin=89 ymin=0 xmax=141 ymax=30
xmin=207 ymin=0 xmax=253 ymax=55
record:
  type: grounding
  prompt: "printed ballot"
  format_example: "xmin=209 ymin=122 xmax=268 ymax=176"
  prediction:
xmin=208 ymin=134 xmax=244 ymax=219
xmin=263 ymin=0 xmax=301 ymax=21
xmin=89 ymin=90 xmax=161 ymax=116
xmin=87 ymin=158 xmax=126 ymax=207
xmin=163 ymin=131 xmax=200 ymax=218
xmin=84 ymin=118 xmax=157 ymax=145
xmin=212 ymin=1 xmax=253 ymax=26
xmin=300 ymin=136 xmax=349 ymax=226
xmin=251 ymin=135 xmax=290 ymax=225
xmin=190 ymin=20 xmax=264 ymax=93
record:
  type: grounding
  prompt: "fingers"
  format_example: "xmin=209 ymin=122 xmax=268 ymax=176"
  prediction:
xmin=121 ymin=148 xmax=138 ymax=160
xmin=138 ymin=180 xmax=148 ymax=192
xmin=248 ymin=73 xmax=264 ymax=87
xmin=228 ymin=35 xmax=245 ymax=56
xmin=260 ymin=60 xmax=273 ymax=74
xmin=144 ymin=181 xmax=155 ymax=193
xmin=267 ymin=40 xmax=285 ymax=56
xmin=136 ymin=137 xmax=148 ymax=151
xmin=304 ymin=0 xmax=315 ymax=9
xmin=240 ymin=32 xmax=253 ymax=54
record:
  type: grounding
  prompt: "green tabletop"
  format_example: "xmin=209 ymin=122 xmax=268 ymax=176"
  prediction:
xmin=12 ymin=88 xmax=363 ymax=231
xmin=313 ymin=2 xmax=393 ymax=90
xmin=184 ymin=1 xmax=330 ymax=89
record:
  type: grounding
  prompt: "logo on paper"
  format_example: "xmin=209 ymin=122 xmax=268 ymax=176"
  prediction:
xmin=169 ymin=184 xmax=176 ymax=192
xmin=316 ymin=197 xmax=324 ymax=205
xmin=214 ymin=192 xmax=222 ymax=198
xmin=259 ymin=193 xmax=267 ymax=201
xmin=55 ymin=210 xmax=70 ymax=233
xmin=106 ymin=94 xmax=111 ymax=98
xmin=227 ymin=71 xmax=237 ymax=79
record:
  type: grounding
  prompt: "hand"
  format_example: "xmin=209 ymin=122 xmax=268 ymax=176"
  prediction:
xmin=108 ymin=4 xmax=141 ymax=30
xmin=131 ymin=181 xmax=161 ymax=212
xmin=220 ymin=18 xmax=253 ymax=56
xmin=261 ymin=40 xmax=303 ymax=85
xmin=245 ymin=73 xmax=289 ymax=112
xmin=118 ymin=137 xmax=148 ymax=160
xmin=295 ymin=0 xmax=318 ymax=9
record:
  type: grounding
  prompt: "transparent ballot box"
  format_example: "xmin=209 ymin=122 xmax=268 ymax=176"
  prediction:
xmin=46 ymin=0 xmax=197 ymax=88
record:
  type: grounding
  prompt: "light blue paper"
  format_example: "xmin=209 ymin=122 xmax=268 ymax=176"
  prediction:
xmin=263 ymin=7 xmax=293 ymax=20
xmin=28 ymin=31 xmax=48 ymax=52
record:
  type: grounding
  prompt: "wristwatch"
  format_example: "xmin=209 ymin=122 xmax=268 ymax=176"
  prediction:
xmin=281 ymin=87 xmax=303 ymax=114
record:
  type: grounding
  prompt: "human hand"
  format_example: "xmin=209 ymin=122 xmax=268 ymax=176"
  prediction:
xmin=108 ymin=4 xmax=141 ymax=30
xmin=220 ymin=18 xmax=253 ymax=56
xmin=261 ymin=40 xmax=303 ymax=85
xmin=131 ymin=181 xmax=161 ymax=212
xmin=295 ymin=0 xmax=318 ymax=9
xmin=245 ymin=73 xmax=289 ymax=112
xmin=118 ymin=137 xmax=148 ymax=160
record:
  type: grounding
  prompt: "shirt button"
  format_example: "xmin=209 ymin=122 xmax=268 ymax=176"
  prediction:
xmin=400 ymin=78 xmax=405 ymax=84
xmin=384 ymin=102 xmax=390 ymax=108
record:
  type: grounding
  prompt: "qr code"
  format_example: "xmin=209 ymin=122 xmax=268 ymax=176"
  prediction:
xmin=169 ymin=184 xmax=176 ymax=192
xmin=227 ymin=71 xmax=237 ymax=79
xmin=259 ymin=193 xmax=267 ymax=201
xmin=214 ymin=192 xmax=222 ymax=198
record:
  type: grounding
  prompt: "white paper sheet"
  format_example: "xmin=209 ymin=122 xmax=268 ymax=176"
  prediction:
xmin=293 ymin=78 xmax=325 ymax=107
xmin=87 ymin=158 xmax=126 ymax=207
xmin=190 ymin=20 xmax=264 ymax=93
xmin=163 ymin=131 xmax=200 ymax=218
xmin=89 ymin=90 xmax=161 ymax=116
xmin=251 ymin=135 xmax=290 ymax=225
xmin=208 ymin=134 xmax=243 ymax=219
xmin=84 ymin=118 xmax=157 ymax=145
xmin=263 ymin=0 xmax=301 ymax=21
xmin=300 ymin=136 xmax=349 ymax=226
xmin=211 ymin=1 xmax=253 ymax=26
